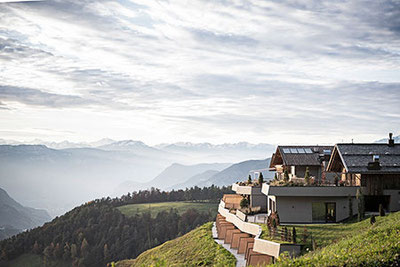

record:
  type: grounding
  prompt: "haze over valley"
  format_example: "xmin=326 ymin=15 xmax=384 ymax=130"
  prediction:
xmin=0 ymin=139 xmax=274 ymax=217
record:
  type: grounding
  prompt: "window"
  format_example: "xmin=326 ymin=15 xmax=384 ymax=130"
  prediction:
xmin=283 ymin=148 xmax=291 ymax=153
xmin=290 ymin=148 xmax=298 ymax=153
xmin=312 ymin=202 xmax=325 ymax=222
xmin=323 ymin=149 xmax=332 ymax=155
xmin=304 ymin=148 xmax=313 ymax=153
xmin=297 ymin=148 xmax=305 ymax=153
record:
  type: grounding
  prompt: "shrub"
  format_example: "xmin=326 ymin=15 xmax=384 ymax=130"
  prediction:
xmin=258 ymin=172 xmax=264 ymax=184
xmin=379 ymin=204 xmax=385 ymax=216
xmin=292 ymin=227 xmax=297 ymax=244
xmin=240 ymin=198 xmax=249 ymax=209
xmin=284 ymin=170 xmax=289 ymax=182
xmin=370 ymin=215 xmax=376 ymax=225
xmin=247 ymin=175 xmax=252 ymax=184
xmin=304 ymin=167 xmax=310 ymax=184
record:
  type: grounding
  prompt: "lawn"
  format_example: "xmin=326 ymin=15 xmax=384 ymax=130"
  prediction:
xmin=117 ymin=201 xmax=219 ymax=218
xmin=116 ymin=222 xmax=236 ymax=267
xmin=272 ymin=212 xmax=400 ymax=266
xmin=259 ymin=216 xmax=373 ymax=248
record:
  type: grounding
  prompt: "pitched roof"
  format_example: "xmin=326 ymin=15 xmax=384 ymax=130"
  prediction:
xmin=270 ymin=145 xmax=333 ymax=167
xmin=327 ymin=143 xmax=400 ymax=174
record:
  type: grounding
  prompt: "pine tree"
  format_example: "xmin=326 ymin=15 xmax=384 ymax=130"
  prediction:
xmin=63 ymin=243 xmax=71 ymax=261
xmin=284 ymin=170 xmax=289 ymax=182
xmin=292 ymin=227 xmax=297 ymax=244
xmin=71 ymin=243 xmax=78 ymax=259
xmin=304 ymin=167 xmax=310 ymax=184
xmin=81 ymin=238 xmax=89 ymax=259
xmin=247 ymin=175 xmax=252 ymax=184
xmin=32 ymin=241 xmax=40 ymax=254
xmin=258 ymin=172 xmax=264 ymax=184
xmin=103 ymin=244 xmax=110 ymax=262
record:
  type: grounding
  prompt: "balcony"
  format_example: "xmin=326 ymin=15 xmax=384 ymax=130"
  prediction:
xmin=232 ymin=183 xmax=263 ymax=195
xmin=262 ymin=184 xmax=361 ymax=197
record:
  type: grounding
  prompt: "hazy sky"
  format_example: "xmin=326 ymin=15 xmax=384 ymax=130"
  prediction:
xmin=0 ymin=0 xmax=399 ymax=145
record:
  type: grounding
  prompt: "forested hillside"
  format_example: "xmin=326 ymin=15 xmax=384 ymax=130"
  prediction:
xmin=0 ymin=186 xmax=232 ymax=267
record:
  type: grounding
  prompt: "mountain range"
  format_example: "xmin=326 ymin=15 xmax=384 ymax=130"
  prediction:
xmin=0 ymin=140 xmax=275 ymax=216
xmin=0 ymin=187 xmax=50 ymax=240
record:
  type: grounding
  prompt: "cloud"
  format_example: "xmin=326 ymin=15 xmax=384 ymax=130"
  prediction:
xmin=0 ymin=85 xmax=93 ymax=107
xmin=0 ymin=0 xmax=399 ymax=143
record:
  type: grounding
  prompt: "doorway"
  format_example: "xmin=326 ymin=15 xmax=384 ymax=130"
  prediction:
xmin=325 ymin=202 xmax=336 ymax=222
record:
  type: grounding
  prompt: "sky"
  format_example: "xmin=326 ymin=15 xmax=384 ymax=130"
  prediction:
xmin=0 ymin=0 xmax=399 ymax=145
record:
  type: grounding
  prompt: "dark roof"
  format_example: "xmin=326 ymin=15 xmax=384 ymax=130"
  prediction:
xmin=270 ymin=145 xmax=333 ymax=167
xmin=330 ymin=143 xmax=400 ymax=174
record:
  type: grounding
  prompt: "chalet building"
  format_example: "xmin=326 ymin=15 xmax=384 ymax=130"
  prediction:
xmin=269 ymin=145 xmax=334 ymax=181
xmin=326 ymin=133 xmax=400 ymax=212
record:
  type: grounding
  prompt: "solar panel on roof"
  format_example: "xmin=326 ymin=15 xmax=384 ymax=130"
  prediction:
xmin=290 ymin=148 xmax=298 ymax=153
xmin=304 ymin=148 xmax=313 ymax=153
xmin=282 ymin=148 xmax=291 ymax=153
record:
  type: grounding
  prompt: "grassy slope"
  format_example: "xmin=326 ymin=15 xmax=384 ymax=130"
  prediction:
xmin=272 ymin=212 xmax=400 ymax=266
xmin=117 ymin=201 xmax=218 ymax=218
xmin=116 ymin=222 xmax=236 ymax=267
xmin=259 ymin=217 xmax=372 ymax=248
xmin=6 ymin=254 xmax=70 ymax=267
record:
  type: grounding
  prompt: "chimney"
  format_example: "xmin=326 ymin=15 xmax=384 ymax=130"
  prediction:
xmin=368 ymin=155 xmax=381 ymax=170
xmin=388 ymin=133 xmax=394 ymax=147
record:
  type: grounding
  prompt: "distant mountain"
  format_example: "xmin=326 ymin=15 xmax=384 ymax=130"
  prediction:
xmin=199 ymin=158 xmax=272 ymax=187
xmin=0 ymin=187 xmax=50 ymax=240
xmin=98 ymin=140 xmax=173 ymax=160
xmin=156 ymin=142 xmax=274 ymax=164
xmin=0 ymin=145 xmax=170 ymax=216
xmin=0 ymin=138 xmax=117 ymax=149
xmin=375 ymin=135 xmax=400 ymax=143
xmin=144 ymin=163 xmax=231 ymax=190
xmin=168 ymin=170 xmax=220 ymax=190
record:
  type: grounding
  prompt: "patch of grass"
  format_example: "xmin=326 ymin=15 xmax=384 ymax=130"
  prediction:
xmin=272 ymin=212 xmax=400 ymax=266
xmin=259 ymin=217 xmax=372 ymax=248
xmin=116 ymin=222 xmax=236 ymax=267
xmin=118 ymin=201 xmax=218 ymax=218
xmin=5 ymin=253 xmax=70 ymax=267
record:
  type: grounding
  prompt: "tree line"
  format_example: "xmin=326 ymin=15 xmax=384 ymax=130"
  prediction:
xmin=0 ymin=185 xmax=232 ymax=267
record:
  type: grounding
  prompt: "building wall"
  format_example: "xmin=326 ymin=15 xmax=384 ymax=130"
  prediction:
xmin=250 ymin=194 xmax=267 ymax=211
xmin=274 ymin=196 xmax=358 ymax=223
xmin=384 ymin=189 xmax=400 ymax=212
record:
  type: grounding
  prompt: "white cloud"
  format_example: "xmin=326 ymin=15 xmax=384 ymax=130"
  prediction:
xmin=0 ymin=0 xmax=399 ymax=144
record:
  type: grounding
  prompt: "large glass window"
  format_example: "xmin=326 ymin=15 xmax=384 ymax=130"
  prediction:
xmin=312 ymin=202 xmax=325 ymax=222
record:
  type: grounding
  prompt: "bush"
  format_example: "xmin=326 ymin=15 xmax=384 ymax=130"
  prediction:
xmin=240 ymin=198 xmax=249 ymax=209
xmin=379 ymin=204 xmax=385 ymax=216
xmin=284 ymin=170 xmax=289 ymax=182
xmin=304 ymin=167 xmax=310 ymax=184
xmin=258 ymin=172 xmax=264 ymax=184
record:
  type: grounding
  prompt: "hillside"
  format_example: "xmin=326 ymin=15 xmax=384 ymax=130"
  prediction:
xmin=144 ymin=163 xmax=231 ymax=190
xmin=118 ymin=201 xmax=218 ymax=218
xmin=199 ymin=158 xmax=272 ymax=187
xmin=116 ymin=222 xmax=236 ymax=267
xmin=168 ymin=170 xmax=219 ymax=190
xmin=273 ymin=212 xmax=400 ymax=266
xmin=0 ymin=186 xmax=231 ymax=266
xmin=0 ymin=187 xmax=50 ymax=240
